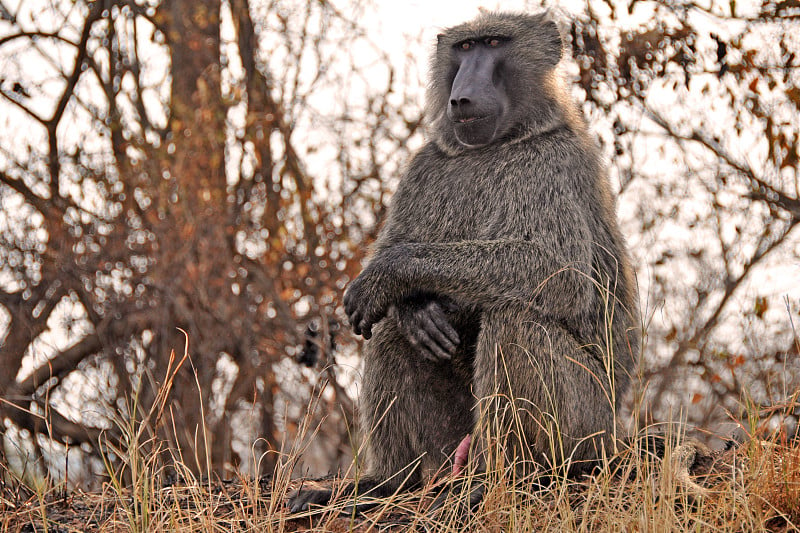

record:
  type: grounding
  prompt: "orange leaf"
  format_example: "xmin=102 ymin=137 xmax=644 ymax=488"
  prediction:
xmin=280 ymin=287 xmax=295 ymax=300
xmin=691 ymin=393 xmax=704 ymax=404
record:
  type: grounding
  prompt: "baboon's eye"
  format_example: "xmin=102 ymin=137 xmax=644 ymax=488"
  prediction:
xmin=486 ymin=37 xmax=501 ymax=47
xmin=460 ymin=40 xmax=473 ymax=50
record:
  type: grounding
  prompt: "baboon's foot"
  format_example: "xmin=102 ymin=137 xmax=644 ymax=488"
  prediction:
xmin=429 ymin=477 xmax=485 ymax=514
xmin=288 ymin=478 xmax=398 ymax=514
xmin=287 ymin=488 xmax=333 ymax=513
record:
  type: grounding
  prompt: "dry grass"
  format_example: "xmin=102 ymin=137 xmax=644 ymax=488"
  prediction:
xmin=2 ymin=346 xmax=799 ymax=531
xmin=3 ymin=418 xmax=800 ymax=532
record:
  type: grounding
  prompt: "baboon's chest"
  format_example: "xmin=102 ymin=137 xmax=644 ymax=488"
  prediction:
xmin=404 ymin=157 xmax=526 ymax=242
xmin=417 ymin=192 xmax=489 ymax=241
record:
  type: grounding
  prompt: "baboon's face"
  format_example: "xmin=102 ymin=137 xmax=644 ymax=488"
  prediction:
xmin=431 ymin=13 xmax=563 ymax=152
xmin=445 ymin=35 xmax=511 ymax=147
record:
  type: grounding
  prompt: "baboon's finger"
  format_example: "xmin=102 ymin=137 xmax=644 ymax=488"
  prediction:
xmin=360 ymin=320 xmax=373 ymax=339
xmin=420 ymin=315 xmax=457 ymax=356
xmin=349 ymin=310 xmax=363 ymax=335
xmin=415 ymin=328 xmax=452 ymax=361
xmin=405 ymin=329 xmax=432 ymax=360
xmin=427 ymin=304 xmax=461 ymax=348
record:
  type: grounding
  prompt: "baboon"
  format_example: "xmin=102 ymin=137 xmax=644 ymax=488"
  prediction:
xmin=289 ymin=11 xmax=639 ymax=512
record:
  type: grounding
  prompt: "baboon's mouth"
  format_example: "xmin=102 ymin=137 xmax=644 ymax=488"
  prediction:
xmin=453 ymin=116 xmax=496 ymax=147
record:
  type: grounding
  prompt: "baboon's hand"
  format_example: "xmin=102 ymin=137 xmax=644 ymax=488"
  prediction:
xmin=343 ymin=266 xmax=393 ymax=339
xmin=389 ymin=298 xmax=460 ymax=361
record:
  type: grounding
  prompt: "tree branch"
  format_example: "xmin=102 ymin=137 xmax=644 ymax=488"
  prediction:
xmin=1 ymin=396 xmax=108 ymax=445
xmin=0 ymin=87 xmax=46 ymax=124
xmin=46 ymin=0 xmax=105 ymax=198
xmin=0 ymin=30 xmax=75 ymax=47
xmin=645 ymin=105 xmax=800 ymax=220
xmin=12 ymin=334 xmax=102 ymax=397
xmin=0 ymin=170 xmax=54 ymax=218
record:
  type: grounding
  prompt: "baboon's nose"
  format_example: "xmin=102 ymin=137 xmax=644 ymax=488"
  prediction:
xmin=450 ymin=97 xmax=471 ymax=107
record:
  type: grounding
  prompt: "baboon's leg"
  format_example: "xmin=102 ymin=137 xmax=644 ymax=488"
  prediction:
xmin=289 ymin=320 xmax=473 ymax=513
xmin=359 ymin=320 xmax=474 ymax=489
xmin=472 ymin=307 xmax=616 ymax=477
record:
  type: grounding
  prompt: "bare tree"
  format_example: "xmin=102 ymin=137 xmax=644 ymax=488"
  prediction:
xmin=0 ymin=0 xmax=419 ymax=481
xmin=566 ymin=0 xmax=800 ymax=433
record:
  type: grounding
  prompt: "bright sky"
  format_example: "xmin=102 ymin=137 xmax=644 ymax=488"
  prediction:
xmin=373 ymin=1 xmax=570 ymax=52
xmin=377 ymin=0 xmax=531 ymax=34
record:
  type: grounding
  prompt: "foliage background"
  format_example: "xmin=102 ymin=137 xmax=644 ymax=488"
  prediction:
xmin=0 ymin=0 xmax=798 ymax=488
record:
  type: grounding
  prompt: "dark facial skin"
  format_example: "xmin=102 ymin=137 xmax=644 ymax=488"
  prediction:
xmin=447 ymin=36 xmax=511 ymax=147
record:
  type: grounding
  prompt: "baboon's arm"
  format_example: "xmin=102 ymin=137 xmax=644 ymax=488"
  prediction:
xmin=345 ymin=237 xmax=594 ymax=339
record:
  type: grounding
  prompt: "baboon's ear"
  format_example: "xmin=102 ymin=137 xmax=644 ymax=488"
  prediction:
xmin=435 ymin=33 xmax=448 ymax=53
xmin=536 ymin=16 xmax=563 ymax=66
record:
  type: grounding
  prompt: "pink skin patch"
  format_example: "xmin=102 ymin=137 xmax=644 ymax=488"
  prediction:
xmin=452 ymin=434 xmax=471 ymax=475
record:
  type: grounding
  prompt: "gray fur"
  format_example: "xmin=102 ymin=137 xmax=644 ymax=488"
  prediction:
xmin=288 ymin=11 xmax=639 ymax=512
